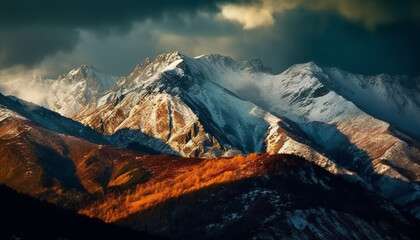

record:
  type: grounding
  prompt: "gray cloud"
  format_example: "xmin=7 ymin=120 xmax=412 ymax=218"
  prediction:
xmin=219 ymin=0 xmax=420 ymax=29
xmin=0 ymin=0 xmax=419 ymax=78
xmin=227 ymin=9 xmax=420 ymax=76
xmin=0 ymin=25 xmax=79 ymax=69
xmin=0 ymin=0 xmax=243 ymax=28
xmin=0 ymin=0 xmax=244 ymax=70
xmin=121 ymin=8 xmax=420 ymax=76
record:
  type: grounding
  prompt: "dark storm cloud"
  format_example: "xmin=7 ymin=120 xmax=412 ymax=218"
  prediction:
xmin=232 ymin=8 xmax=420 ymax=76
xmin=0 ymin=0 xmax=247 ymax=28
xmin=0 ymin=0 xmax=244 ymax=69
xmin=0 ymin=0 xmax=419 ymax=76
xmin=0 ymin=26 xmax=79 ymax=68
xmin=131 ymin=6 xmax=420 ymax=76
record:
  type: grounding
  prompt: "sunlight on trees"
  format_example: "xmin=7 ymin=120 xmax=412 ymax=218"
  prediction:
xmin=80 ymin=153 xmax=267 ymax=222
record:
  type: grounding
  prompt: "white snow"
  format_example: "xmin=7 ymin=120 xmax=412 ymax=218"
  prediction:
xmin=322 ymin=68 xmax=420 ymax=139
xmin=0 ymin=65 xmax=119 ymax=117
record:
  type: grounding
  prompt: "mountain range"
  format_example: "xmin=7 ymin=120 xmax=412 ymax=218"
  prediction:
xmin=1 ymin=52 xmax=419 ymax=239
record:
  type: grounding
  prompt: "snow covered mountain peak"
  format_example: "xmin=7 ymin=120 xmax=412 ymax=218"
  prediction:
xmin=151 ymin=51 xmax=184 ymax=66
xmin=60 ymin=64 xmax=118 ymax=91
xmin=43 ymin=65 xmax=120 ymax=117
xmin=126 ymin=51 xmax=185 ymax=83
xmin=65 ymin=64 xmax=95 ymax=78
xmin=194 ymin=54 xmax=236 ymax=67
xmin=284 ymin=61 xmax=323 ymax=76
xmin=240 ymin=58 xmax=272 ymax=73
xmin=193 ymin=54 xmax=271 ymax=73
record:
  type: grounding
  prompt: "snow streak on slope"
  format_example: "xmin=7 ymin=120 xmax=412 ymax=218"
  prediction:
xmin=192 ymin=56 xmax=420 ymax=140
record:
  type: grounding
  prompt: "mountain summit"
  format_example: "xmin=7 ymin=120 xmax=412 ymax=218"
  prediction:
xmin=47 ymin=65 xmax=119 ymax=116
xmin=0 ymin=52 xmax=420 ymax=221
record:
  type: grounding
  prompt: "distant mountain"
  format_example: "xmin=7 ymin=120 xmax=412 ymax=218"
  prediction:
xmin=47 ymin=65 xmax=119 ymax=116
xmin=0 ymin=65 xmax=119 ymax=117
xmin=0 ymin=184 xmax=155 ymax=240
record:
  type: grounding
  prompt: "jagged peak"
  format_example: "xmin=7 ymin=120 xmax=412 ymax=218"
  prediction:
xmin=79 ymin=64 xmax=103 ymax=74
xmin=76 ymin=64 xmax=98 ymax=72
xmin=63 ymin=64 xmax=103 ymax=79
xmin=153 ymin=51 xmax=184 ymax=64
xmin=132 ymin=52 xmax=272 ymax=77
xmin=240 ymin=58 xmax=272 ymax=73
xmin=195 ymin=53 xmax=237 ymax=66
xmin=195 ymin=54 xmax=271 ymax=73
xmin=284 ymin=61 xmax=323 ymax=75
xmin=54 ymin=65 xmax=119 ymax=97
xmin=128 ymin=52 xmax=185 ymax=81
xmin=162 ymin=50 xmax=183 ymax=58
xmin=133 ymin=51 xmax=184 ymax=69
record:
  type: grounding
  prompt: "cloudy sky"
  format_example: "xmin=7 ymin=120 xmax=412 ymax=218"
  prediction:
xmin=1 ymin=0 xmax=420 ymax=78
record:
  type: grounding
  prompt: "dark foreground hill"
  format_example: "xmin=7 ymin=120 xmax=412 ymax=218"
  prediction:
xmin=0 ymin=184 xmax=156 ymax=240
xmin=118 ymin=155 xmax=420 ymax=240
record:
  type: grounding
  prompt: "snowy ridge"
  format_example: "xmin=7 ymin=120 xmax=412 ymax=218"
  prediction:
xmin=47 ymin=65 xmax=119 ymax=116
xmin=0 ymin=65 xmax=119 ymax=117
